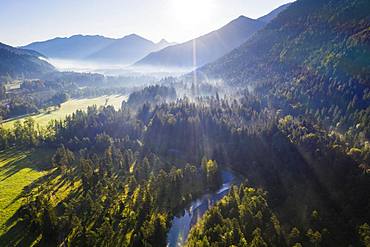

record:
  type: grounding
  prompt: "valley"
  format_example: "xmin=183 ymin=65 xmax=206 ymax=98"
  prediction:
xmin=2 ymin=95 xmax=127 ymax=129
xmin=0 ymin=0 xmax=369 ymax=246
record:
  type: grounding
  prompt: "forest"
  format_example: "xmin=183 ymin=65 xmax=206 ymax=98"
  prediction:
xmin=0 ymin=84 xmax=369 ymax=246
xmin=0 ymin=0 xmax=369 ymax=246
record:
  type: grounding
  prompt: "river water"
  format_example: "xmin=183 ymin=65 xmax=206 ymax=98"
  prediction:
xmin=166 ymin=170 xmax=240 ymax=247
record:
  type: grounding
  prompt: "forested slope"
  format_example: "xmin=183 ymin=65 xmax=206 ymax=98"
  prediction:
xmin=199 ymin=0 xmax=370 ymax=144
xmin=0 ymin=43 xmax=54 ymax=78
xmin=0 ymin=91 xmax=369 ymax=246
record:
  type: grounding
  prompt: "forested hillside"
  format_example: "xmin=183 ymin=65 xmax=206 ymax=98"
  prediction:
xmin=0 ymin=43 xmax=54 ymax=78
xmin=0 ymin=90 xmax=369 ymax=246
xmin=199 ymin=0 xmax=370 ymax=146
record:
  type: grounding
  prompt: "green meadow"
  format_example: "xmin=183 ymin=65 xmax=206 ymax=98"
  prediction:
xmin=0 ymin=95 xmax=126 ymax=240
xmin=2 ymin=95 xmax=127 ymax=129
xmin=0 ymin=148 xmax=53 ymax=235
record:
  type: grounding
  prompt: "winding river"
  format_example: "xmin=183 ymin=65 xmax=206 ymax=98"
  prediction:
xmin=167 ymin=170 xmax=240 ymax=247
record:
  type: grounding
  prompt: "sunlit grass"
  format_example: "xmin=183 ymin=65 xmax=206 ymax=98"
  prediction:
xmin=2 ymin=95 xmax=127 ymax=129
xmin=0 ymin=148 xmax=53 ymax=235
xmin=0 ymin=147 xmax=82 ymax=246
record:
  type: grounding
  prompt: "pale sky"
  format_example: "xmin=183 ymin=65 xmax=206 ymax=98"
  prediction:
xmin=0 ymin=0 xmax=292 ymax=46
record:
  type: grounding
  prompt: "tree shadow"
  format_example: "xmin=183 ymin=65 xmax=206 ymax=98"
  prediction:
xmin=3 ymin=169 xmax=60 ymax=210
xmin=0 ymin=168 xmax=68 ymax=247
xmin=0 ymin=219 xmax=39 ymax=247
xmin=0 ymin=147 xmax=56 ymax=246
xmin=0 ymin=147 xmax=53 ymax=182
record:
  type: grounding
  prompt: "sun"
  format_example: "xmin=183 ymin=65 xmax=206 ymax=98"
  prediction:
xmin=170 ymin=0 xmax=213 ymax=27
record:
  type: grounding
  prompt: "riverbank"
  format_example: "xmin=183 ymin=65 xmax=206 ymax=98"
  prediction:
xmin=167 ymin=169 xmax=241 ymax=247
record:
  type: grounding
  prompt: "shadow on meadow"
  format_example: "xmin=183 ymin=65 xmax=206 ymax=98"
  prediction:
xmin=0 ymin=148 xmax=53 ymax=182
xmin=0 ymin=148 xmax=56 ymax=246
xmin=0 ymin=153 xmax=84 ymax=247
xmin=0 ymin=168 xmax=69 ymax=247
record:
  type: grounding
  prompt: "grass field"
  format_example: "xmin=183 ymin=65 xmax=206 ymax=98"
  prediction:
xmin=0 ymin=94 xmax=126 ymax=240
xmin=2 ymin=94 xmax=127 ymax=129
xmin=0 ymin=148 xmax=53 ymax=235
xmin=0 ymin=148 xmax=81 ymax=246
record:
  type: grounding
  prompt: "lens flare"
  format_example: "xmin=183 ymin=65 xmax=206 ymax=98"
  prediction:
xmin=170 ymin=0 xmax=213 ymax=27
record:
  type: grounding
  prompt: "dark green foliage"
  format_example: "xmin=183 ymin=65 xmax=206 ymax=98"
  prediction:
xmin=126 ymin=85 xmax=177 ymax=109
xmin=52 ymin=145 xmax=75 ymax=168
xmin=187 ymin=185 xmax=283 ymax=247
xmin=1 ymin=0 xmax=369 ymax=245
xmin=0 ymin=83 xmax=5 ymax=100
xmin=187 ymin=185 xmax=345 ymax=247
xmin=1 ymin=92 xmax=367 ymax=246
xmin=0 ymin=42 xmax=54 ymax=78
xmin=359 ymin=223 xmax=370 ymax=247
xmin=3 ymin=104 xmax=224 ymax=245
xmin=2 ymin=96 xmax=39 ymax=119
xmin=199 ymin=0 xmax=370 ymax=142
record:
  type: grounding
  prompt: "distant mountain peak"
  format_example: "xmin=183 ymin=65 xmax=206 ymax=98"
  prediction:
xmin=135 ymin=3 xmax=290 ymax=68
xmin=135 ymin=12 xmax=267 ymax=68
xmin=227 ymin=15 xmax=257 ymax=25
xmin=157 ymin=39 xmax=169 ymax=45
xmin=236 ymin=15 xmax=248 ymax=20
xmin=121 ymin=33 xmax=146 ymax=40
xmin=70 ymin=34 xmax=106 ymax=39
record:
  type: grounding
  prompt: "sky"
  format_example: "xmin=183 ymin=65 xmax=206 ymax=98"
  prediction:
xmin=0 ymin=0 xmax=292 ymax=46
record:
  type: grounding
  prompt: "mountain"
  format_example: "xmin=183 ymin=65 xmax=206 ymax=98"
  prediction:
xmin=23 ymin=35 xmax=115 ymax=60
xmin=86 ymin=34 xmax=170 ymax=64
xmin=0 ymin=42 xmax=55 ymax=78
xmin=23 ymin=34 xmax=173 ymax=64
xmin=199 ymin=0 xmax=369 ymax=137
xmin=155 ymin=39 xmax=176 ymax=51
xmin=199 ymin=0 xmax=369 ymax=85
xmin=257 ymin=2 xmax=291 ymax=23
xmin=135 ymin=16 xmax=265 ymax=68
xmin=134 ymin=4 xmax=290 ymax=69
xmin=1 ymin=42 xmax=45 ymax=58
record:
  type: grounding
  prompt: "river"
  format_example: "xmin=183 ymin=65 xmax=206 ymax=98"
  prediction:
xmin=167 ymin=170 xmax=240 ymax=247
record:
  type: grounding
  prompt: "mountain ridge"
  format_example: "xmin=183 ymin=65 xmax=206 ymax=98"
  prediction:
xmin=0 ymin=42 xmax=55 ymax=78
xmin=86 ymin=34 xmax=162 ymax=64
xmin=197 ymin=0 xmax=369 ymax=140
xmin=134 ymin=15 xmax=265 ymax=68
xmin=22 ymin=34 xmax=174 ymax=64
xmin=257 ymin=2 xmax=292 ymax=23
xmin=134 ymin=3 xmax=290 ymax=68
xmin=199 ymin=0 xmax=369 ymax=85
xmin=22 ymin=35 xmax=115 ymax=60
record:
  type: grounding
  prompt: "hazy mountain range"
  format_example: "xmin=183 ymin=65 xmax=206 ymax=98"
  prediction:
xmin=23 ymin=34 xmax=175 ymax=65
xmin=20 ymin=3 xmax=290 ymax=68
xmin=135 ymin=16 xmax=265 ymax=68
xmin=0 ymin=2 xmax=291 ymax=78
xmin=85 ymin=35 xmax=174 ymax=64
xmin=135 ymin=4 xmax=291 ymax=68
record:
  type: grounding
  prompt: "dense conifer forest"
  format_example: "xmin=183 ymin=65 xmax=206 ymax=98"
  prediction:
xmin=0 ymin=0 xmax=369 ymax=246
xmin=0 ymin=87 xmax=369 ymax=245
